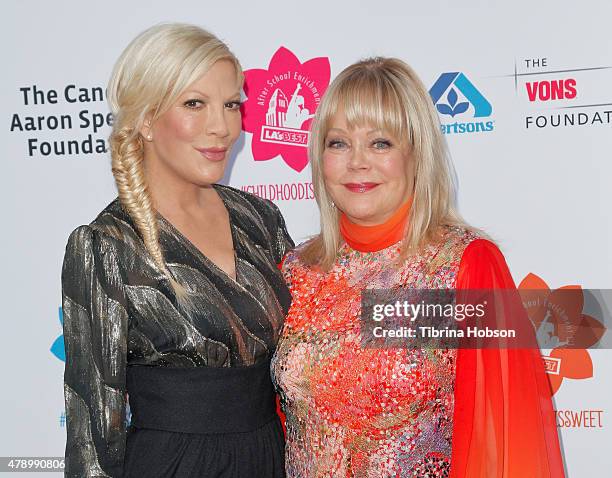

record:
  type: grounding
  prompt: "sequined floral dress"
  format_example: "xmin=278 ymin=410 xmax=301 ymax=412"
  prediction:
xmin=62 ymin=184 xmax=293 ymax=478
xmin=272 ymin=226 xmax=565 ymax=478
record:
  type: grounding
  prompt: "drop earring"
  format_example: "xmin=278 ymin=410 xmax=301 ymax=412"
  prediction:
xmin=145 ymin=119 xmax=153 ymax=141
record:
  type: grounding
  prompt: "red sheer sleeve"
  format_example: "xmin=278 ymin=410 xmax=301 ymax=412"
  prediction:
xmin=450 ymin=239 xmax=565 ymax=478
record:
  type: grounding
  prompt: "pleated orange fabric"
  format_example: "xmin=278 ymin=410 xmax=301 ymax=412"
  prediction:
xmin=451 ymin=239 xmax=565 ymax=478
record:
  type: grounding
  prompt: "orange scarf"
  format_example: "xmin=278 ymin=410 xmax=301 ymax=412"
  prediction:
xmin=339 ymin=197 xmax=413 ymax=252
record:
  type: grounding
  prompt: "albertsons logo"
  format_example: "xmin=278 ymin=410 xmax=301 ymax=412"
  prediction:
xmin=429 ymin=72 xmax=494 ymax=134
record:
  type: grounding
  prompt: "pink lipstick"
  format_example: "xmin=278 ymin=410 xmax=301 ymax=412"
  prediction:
xmin=343 ymin=182 xmax=380 ymax=193
xmin=196 ymin=147 xmax=227 ymax=162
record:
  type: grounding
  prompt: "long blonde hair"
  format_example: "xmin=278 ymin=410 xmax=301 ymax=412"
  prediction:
xmin=301 ymin=57 xmax=469 ymax=270
xmin=107 ymin=23 xmax=243 ymax=294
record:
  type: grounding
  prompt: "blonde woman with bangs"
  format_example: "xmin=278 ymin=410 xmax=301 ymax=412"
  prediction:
xmin=272 ymin=58 xmax=565 ymax=477
xmin=61 ymin=23 xmax=292 ymax=477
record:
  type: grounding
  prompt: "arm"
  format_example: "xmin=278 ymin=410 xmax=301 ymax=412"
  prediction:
xmin=62 ymin=226 xmax=129 ymax=477
xmin=450 ymin=239 xmax=565 ymax=478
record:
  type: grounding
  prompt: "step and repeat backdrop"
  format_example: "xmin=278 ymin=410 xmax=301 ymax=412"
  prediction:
xmin=3 ymin=1 xmax=611 ymax=476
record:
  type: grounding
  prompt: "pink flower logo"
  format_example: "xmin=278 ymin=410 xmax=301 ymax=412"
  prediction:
xmin=241 ymin=47 xmax=331 ymax=172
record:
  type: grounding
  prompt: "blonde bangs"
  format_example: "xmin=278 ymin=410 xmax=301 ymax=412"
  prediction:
xmin=319 ymin=67 xmax=410 ymax=148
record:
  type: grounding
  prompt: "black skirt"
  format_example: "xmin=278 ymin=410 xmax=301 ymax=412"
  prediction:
xmin=123 ymin=359 xmax=285 ymax=478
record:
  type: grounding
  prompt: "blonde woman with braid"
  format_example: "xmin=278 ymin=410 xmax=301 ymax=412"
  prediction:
xmin=61 ymin=23 xmax=292 ymax=477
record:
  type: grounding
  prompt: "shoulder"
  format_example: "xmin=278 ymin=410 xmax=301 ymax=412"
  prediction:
xmin=458 ymin=238 xmax=509 ymax=277
xmin=279 ymin=237 xmax=317 ymax=279
xmin=440 ymin=224 xmax=484 ymax=248
xmin=72 ymin=198 xmax=149 ymax=254
xmin=90 ymin=198 xmax=135 ymax=237
xmin=214 ymin=184 xmax=291 ymax=249
xmin=64 ymin=199 xmax=133 ymax=262
xmin=64 ymin=224 xmax=95 ymax=259
xmin=456 ymin=237 xmax=515 ymax=289
xmin=424 ymin=225 xmax=484 ymax=266
xmin=414 ymin=225 xmax=487 ymax=276
xmin=281 ymin=239 xmax=310 ymax=266
xmin=214 ymin=183 xmax=282 ymax=218
xmin=62 ymin=202 xmax=134 ymax=299
xmin=460 ymin=238 xmax=504 ymax=262
xmin=439 ymin=225 xmax=506 ymax=266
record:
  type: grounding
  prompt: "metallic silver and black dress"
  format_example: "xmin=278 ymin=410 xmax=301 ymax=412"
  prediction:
xmin=61 ymin=184 xmax=293 ymax=478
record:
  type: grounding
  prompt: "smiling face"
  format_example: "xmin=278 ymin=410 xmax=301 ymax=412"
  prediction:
xmin=322 ymin=110 xmax=415 ymax=226
xmin=143 ymin=59 xmax=242 ymax=186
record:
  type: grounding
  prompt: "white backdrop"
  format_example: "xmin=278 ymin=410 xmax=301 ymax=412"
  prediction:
xmin=3 ymin=1 xmax=611 ymax=476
